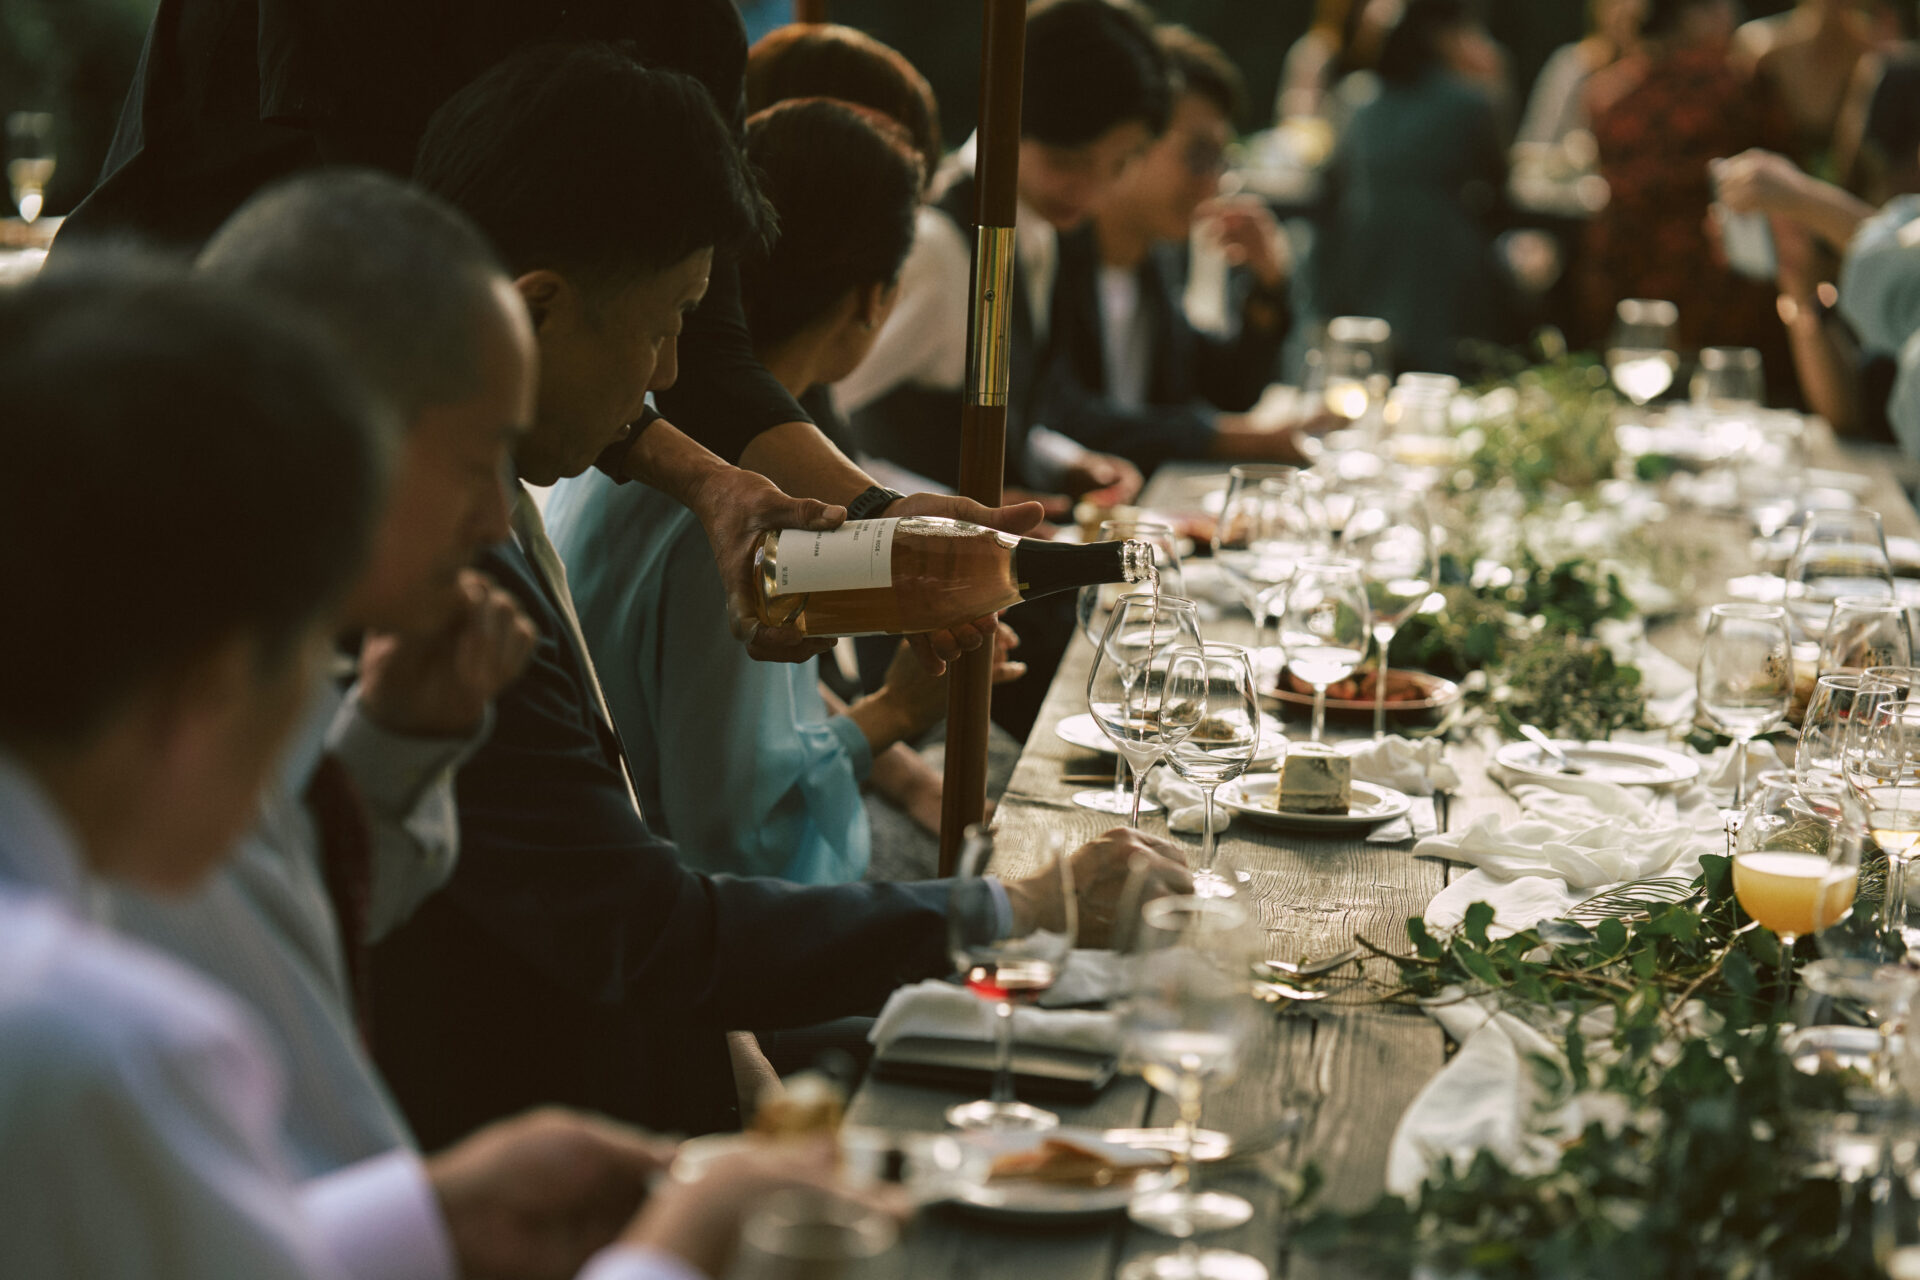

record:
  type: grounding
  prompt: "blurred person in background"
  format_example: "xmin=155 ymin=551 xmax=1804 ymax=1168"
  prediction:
xmin=1047 ymin=24 xmax=1330 ymax=474
xmin=1311 ymin=0 xmax=1514 ymax=376
xmin=1583 ymin=0 xmax=1794 ymax=375
xmin=1831 ymin=0 xmax=1920 ymax=203
xmin=1735 ymin=0 xmax=1878 ymax=179
xmin=1516 ymin=0 xmax=1646 ymax=149
xmin=1274 ymin=0 xmax=1397 ymax=133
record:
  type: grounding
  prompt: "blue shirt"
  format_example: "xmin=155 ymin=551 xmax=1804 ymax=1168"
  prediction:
xmin=545 ymin=470 xmax=874 ymax=884
xmin=1840 ymin=196 xmax=1920 ymax=457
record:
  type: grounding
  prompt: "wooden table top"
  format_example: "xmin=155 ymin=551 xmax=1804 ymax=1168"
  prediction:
xmin=845 ymin=427 xmax=1920 ymax=1278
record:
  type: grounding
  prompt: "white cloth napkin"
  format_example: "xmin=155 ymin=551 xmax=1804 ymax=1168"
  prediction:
xmin=1415 ymin=751 xmax=1738 ymax=937
xmin=868 ymin=980 xmax=1120 ymax=1055
xmin=1147 ymin=768 xmax=1227 ymax=835
xmin=1341 ymin=736 xmax=1461 ymax=796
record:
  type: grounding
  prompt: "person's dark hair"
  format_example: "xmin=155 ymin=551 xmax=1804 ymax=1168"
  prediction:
xmin=1377 ymin=0 xmax=1473 ymax=85
xmin=1639 ymin=0 xmax=1722 ymax=41
xmin=414 ymin=43 xmax=767 ymax=286
xmin=740 ymin=99 xmax=924 ymax=350
xmin=1023 ymin=0 xmax=1172 ymax=147
xmin=745 ymin=24 xmax=943 ymax=189
xmin=199 ymin=170 xmax=509 ymax=421
xmin=0 ymin=266 xmax=390 ymax=747
xmin=1156 ymin=25 xmax=1247 ymax=125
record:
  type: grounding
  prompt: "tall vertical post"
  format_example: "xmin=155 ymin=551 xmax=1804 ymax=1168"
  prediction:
xmin=939 ymin=0 xmax=1027 ymax=876
xmin=793 ymin=0 xmax=827 ymax=22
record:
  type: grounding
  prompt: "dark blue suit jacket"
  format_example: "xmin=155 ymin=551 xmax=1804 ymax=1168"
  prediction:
xmin=371 ymin=537 xmax=968 ymax=1143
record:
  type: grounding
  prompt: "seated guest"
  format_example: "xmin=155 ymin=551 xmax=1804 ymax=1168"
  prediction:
xmin=1515 ymin=0 xmax=1644 ymax=150
xmin=0 ymin=267 xmax=780 ymax=1280
xmin=108 ymin=169 xmax=538 ymax=1178
xmin=549 ymin=101 xmax=1019 ymax=887
xmin=1048 ymin=25 xmax=1326 ymax=475
xmin=373 ymin=45 xmax=1194 ymax=1146
xmin=833 ymin=0 xmax=1170 ymax=509
xmin=1838 ymin=174 xmax=1920 ymax=453
xmin=744 ymin=23 xmax=944 ymax=184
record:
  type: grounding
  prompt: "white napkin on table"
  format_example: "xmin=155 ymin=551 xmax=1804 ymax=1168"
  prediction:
xmin=868 ymin=980 xmax=1120 ymax=1055
xmin=1147 ymin=768 xmax=1226 ymax=835
xmin=1341 ymin=736 xmax=1461 ymax=796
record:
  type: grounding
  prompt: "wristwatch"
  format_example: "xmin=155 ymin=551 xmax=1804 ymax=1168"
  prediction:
xmin=846 ymin=484 xmax=906 ymax=521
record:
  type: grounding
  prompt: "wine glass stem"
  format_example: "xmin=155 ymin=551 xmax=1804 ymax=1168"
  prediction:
xmin=1113 ymin=753 xmax=1128 ymax=808
xmin=1176 ymin=1068 xmax=1204 ymax=1200
xmin=1730 ymin=735 xmax=1753 ymax=810
xmin=1199 ymin=785 xmax=1218 ymax=874
xmin=1312 ymin=684 xmax=1328 ymax=744
xmin=1373 ymin=624 xmax=1396 ymax=741
xmin=1129 ymin=760 xmax=1151 ymax=828
xmin=1777 ymin=933 xmax=1798 ymax=1021
xmin=990 ymin=998 xmax=1016 ymax=1105
xmin=1887 ymin=853 xmax=1911 ymax=943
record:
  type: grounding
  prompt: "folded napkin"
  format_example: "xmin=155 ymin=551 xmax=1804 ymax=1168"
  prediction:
xmin=869 ymin=979 xmax=1120 ymax=1055
xmin=1147 ymin=768 xmax=1229 ymax=835
xmin=1416 ymin=754 xmax=1730 ymax=936
xmin=1701 ymin=738 xmax=1788 ymax=805
xmin=1341 ymin=736 xmax=1460 ymax=797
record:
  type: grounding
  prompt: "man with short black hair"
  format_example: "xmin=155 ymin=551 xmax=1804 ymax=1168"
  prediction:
xmin=371 ymin=45 xmax=1194 ymax=1145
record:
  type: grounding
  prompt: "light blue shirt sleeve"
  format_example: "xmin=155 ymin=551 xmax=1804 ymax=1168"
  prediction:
xmin=1839 ymin=196 xmax=1920 ymax=356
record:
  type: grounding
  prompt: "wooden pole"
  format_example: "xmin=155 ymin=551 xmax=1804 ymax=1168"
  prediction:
xmin=793 ymin=0 xmax=827 ymax=22
xmin=939 ymin=0 xmax=1027 ymax=877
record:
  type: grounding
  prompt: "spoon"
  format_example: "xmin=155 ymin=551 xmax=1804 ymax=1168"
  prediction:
xmin=1263 ymin=946 xmax=1363 ymax=978
xmin=1519 ymin=723 xmax=1584 ymax=774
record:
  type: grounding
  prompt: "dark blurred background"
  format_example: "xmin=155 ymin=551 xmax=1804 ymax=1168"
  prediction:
xmin=3 ymin=0 xmax=1798 ymax=218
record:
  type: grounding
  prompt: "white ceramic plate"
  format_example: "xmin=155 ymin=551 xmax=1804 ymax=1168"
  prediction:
xmin=1215 ymin=774 xmax=1412 ymax=831
xmin=947 ymin=1129 xmax=1174 ymax=1222
xmin=1055 ymin=712 xmax=1286 ymax=765
xmin=1493 ymin=739 xmax=1699 ymax=787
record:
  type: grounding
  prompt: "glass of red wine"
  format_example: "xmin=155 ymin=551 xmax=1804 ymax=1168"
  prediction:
xmin=945 ymin=825 xmax=1077 ymax=1132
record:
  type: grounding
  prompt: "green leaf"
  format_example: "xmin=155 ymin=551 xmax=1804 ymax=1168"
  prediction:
xmin=1463 ymin=901 xmax=1497 ymax=946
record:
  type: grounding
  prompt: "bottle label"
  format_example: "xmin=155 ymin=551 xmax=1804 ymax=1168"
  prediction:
xmin=771 ymin=519 xmax=897 ymax=595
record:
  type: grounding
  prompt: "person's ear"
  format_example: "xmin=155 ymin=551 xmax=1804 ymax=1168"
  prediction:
xmin=858 ymin=280 xmax=897 ymax=332
xmin=513 ymin=270 xmax=574 ymax=333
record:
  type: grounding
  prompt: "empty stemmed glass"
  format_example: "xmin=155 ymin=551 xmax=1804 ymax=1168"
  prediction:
xmin=1212 ymin=465 xmax=1325 ymax=686
xmin=1275 ymin=557 xmax=1371 ymax=744
xmin=1698 ymin=603 xmax=1794 ymax=812
xmin=1088 ymin=594 xmax=1208 ymax=827
xmin=1849 ymin=699 xmax=1920 ymax=950
xmin=1076 ymin=520 xmax=1188 ymax=818
xmin=1166 ymin=644 xmax=1262 ymax=899
xmin=1339 ymin=486 xmax=1437 ymax=739
xmin=1731 ymin=775 xmax=1863 ymax=1010
xmin=945 ymin=825 xmax=1076 ymax=1132
xmin=1786 ymin=509 xmax=1894 ymax=643
xmin=1819 ymin=595 xmax=1913 ymax=677
xmin=1320 ymin=315 xmax=1392 ymax=426
xmin=1799 ymin=674 xmax=1898 ymax=785
xmin=1606 ymin=298 xmax=1680 ymax=405
xmin=1120 ymin=895 xmax=1266 ymax=1280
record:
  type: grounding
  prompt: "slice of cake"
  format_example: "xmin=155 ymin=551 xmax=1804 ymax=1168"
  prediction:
xmin=1274 ymin=743 xmax=1352 ymax=814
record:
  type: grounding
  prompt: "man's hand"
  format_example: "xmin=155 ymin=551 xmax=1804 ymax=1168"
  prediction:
xmin=881 ymin=492 xmax=1045 ymax=674
xmin=1713 ymin=149 xmax=1810 ymax=218
xmin=357 ymin=570 xmax=538 ymax=738
xmin=1004 ymin=827 xmax=1192 ymax=949
xmin=428 ymin=1108 xmax=676 ymax=1280
xmin=1201 ymin=195 xmax=1292 ymax=291
xmin=1058 ymin=452 xmax=1144 ymax=507
xmin=688 ymin=463 xmax=846 ymax=665
xmin=622 ymin=1139 xmax=906 ymax=1279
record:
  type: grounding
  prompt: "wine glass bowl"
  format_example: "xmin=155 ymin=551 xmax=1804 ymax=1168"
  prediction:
xmin=1275 ymin=557 xmax=1371 ymax=744
xmin=1076 ymin=519 xmax=1188 ymax=818
xmin=1213 ymin=466 xmax=1327 ymax=687
xmin=1732 ymin=776 xmax=1863 ymax=999
xmin=1697 ymin=603 xmax=1794 ymax=810
xmin=1798 ymin=674 xmax=1897 ymax=785
xmin=1607 ymin=298 xmax=1680 ymax=405
xmin=1850 ymin=698 xmax=1920 ymax=949
xmin=1088 ymin=594 xmax=1208 ymax=827
xmin=1338 ymin=487 xmax=1437 ymax=739
xmin=1785 ymin=509 xmax=1894 ymax=643
xmin=1166 ymin=644 xmax=1262 ymax=898
xmin=946 ymin=827 xmax=1076 ymax=1132
xmin=1691 ymin=345 xmax=1765 ymax=410
xmin=1818 ymin=595 xmax=1912 ymax=677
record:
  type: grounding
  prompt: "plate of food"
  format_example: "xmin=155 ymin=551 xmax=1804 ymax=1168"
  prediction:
xmin=1492 ymin=739 xmax=1698 ymax=787
xmin=1055 ymin=711 xmax=1286 ymax=765
xmin=1266 ymin=668 xmax=1461 ymax=729
xmin=948 ymin=1129 xmax=1174 ymax=1222
xmin=1215 ymin=746 xmax=1412 ymax=831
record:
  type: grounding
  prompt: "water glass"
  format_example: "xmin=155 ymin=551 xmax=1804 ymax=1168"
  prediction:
xmin=732 ymin=1187 xmax=900 ymax=1280
xmin=1607 ymin=298 xmax=1680 ymax=405
xmin=1275 ymin=557 xmax=1371 ymax=744
xmin=1320 ymin=315 xmax=1392 ymax=423
xmin=1821 ymin=596 xmax=1914 ymax=677
xmin=1166 ymin=644 xmax=1262 ymax=898
xmin=1339 ymin=486 xmax=1437 ymax=739
xmin=1088 ymin=594 xmax=1208 ymax=827
xmin=1077 ymin=519 xmax=1187 ymax=817
xmin=1692 ymin=345 xmax=1765 ymax=409
xmin=1851 ymin=700 xmax=1920 ymax=949
xmin=1787 ymin=509 xmax=1894 ymax=641
xmin=1800 ymin=674 xmax=1898 ymax=785
xmin=1698 ymin=603 xmax=1794 ymax=810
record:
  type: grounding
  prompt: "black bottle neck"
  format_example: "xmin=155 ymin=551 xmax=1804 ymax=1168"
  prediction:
xmin=1012 ymin=538 xmax=1142 ymax=601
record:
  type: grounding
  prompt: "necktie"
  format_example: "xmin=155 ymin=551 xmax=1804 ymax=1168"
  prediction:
xmin=307 ymin=752 xmax=374 ymax=1046
xmin=509 ymin=489 xmax=645 ymax=819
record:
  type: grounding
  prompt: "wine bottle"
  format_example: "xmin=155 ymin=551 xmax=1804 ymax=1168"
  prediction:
xmin=752 ymin=516 xmax=1154 ymax=637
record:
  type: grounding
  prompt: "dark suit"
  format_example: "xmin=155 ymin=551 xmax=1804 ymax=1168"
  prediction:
xmin=371 ymin=537 xmax=984 ymax=1144
xmin=1042 ymin=227 xmax=1287 ymax=476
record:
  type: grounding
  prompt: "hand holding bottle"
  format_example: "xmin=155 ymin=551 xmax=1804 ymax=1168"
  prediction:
xmin=688 ymin=463 xmax=846 ymax=666
xmin=877 ymin=492 xmax=1046 ymax=673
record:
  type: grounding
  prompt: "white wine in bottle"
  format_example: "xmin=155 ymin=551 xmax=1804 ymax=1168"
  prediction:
xmin=753 ymin=516 xmax=1154 ymax=637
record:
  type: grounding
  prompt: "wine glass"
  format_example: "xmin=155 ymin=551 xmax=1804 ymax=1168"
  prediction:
xmin=1120 ymin=895 xmax=1265 ymax=1280
xmin=1089 ymin=594 xmax=1208 ymax=827
xmin=1275 ymin=557 xmax=1371 ymax=744
xmin=1166 ymin=644 xmax=1262 ymax=899
xmin=1212 ymin=466 xmax=1326 ymax=686
xmin=1076 ymin=519 xmax=1187 ymax=818
xmin=1732 ymin=775 xmax=1863 ymax=1011
xmin=733 ymin=1188 xmax=900 ymax=1280
xmin=1339 ymin=487 xmax=1437 ymax=739
xmin=1691 ymin=346 xmax=1765 ymax=410
xmin=1606 ymin=298 xmax=1680 ymax=405
xmin=945 ymin=825 xmax=1076 ymax=1131
xmin=1697 ymin=603 xmax=1794 ymax=812
xmin=1866 ymin=666 xmax=1920 ymax=701
xmin=1799 ymin=674 xmax=1898 ymax=785
xmin=1320 ymin=315 xmax=1392 ymax=424
xmin=1785 ymin=509 xmax=1894 ymax=643
xmin=6 ymin=111 xmax=55 ymax=224
xmin=1819 ymin=595 xmax=1913 ymax=677
xmin=1850 ymin=699 xmax=1920 ymax=950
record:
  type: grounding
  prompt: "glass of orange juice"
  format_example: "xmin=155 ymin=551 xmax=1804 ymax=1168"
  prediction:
xmin=1733 ymin=775 xmax=1864 ymax=1011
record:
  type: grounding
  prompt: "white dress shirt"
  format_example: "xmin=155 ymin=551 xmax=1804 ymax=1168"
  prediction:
xmin=0 ymin=753 xmax=700 ymax=1280
xmin=110 ymin=676 xmax=483 ymax=1177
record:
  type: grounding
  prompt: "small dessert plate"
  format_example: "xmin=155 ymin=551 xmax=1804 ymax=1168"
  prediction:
xmin=1055 ymin=712 xmax=1286 ymax=765
xmin=1493 ymin=739 xmax=1699 ymax=787
xmin=947 ymin=1128 xmax=1175 ymax=1223
xmin=1215 ymin=774 xmax=1412 ymax=832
